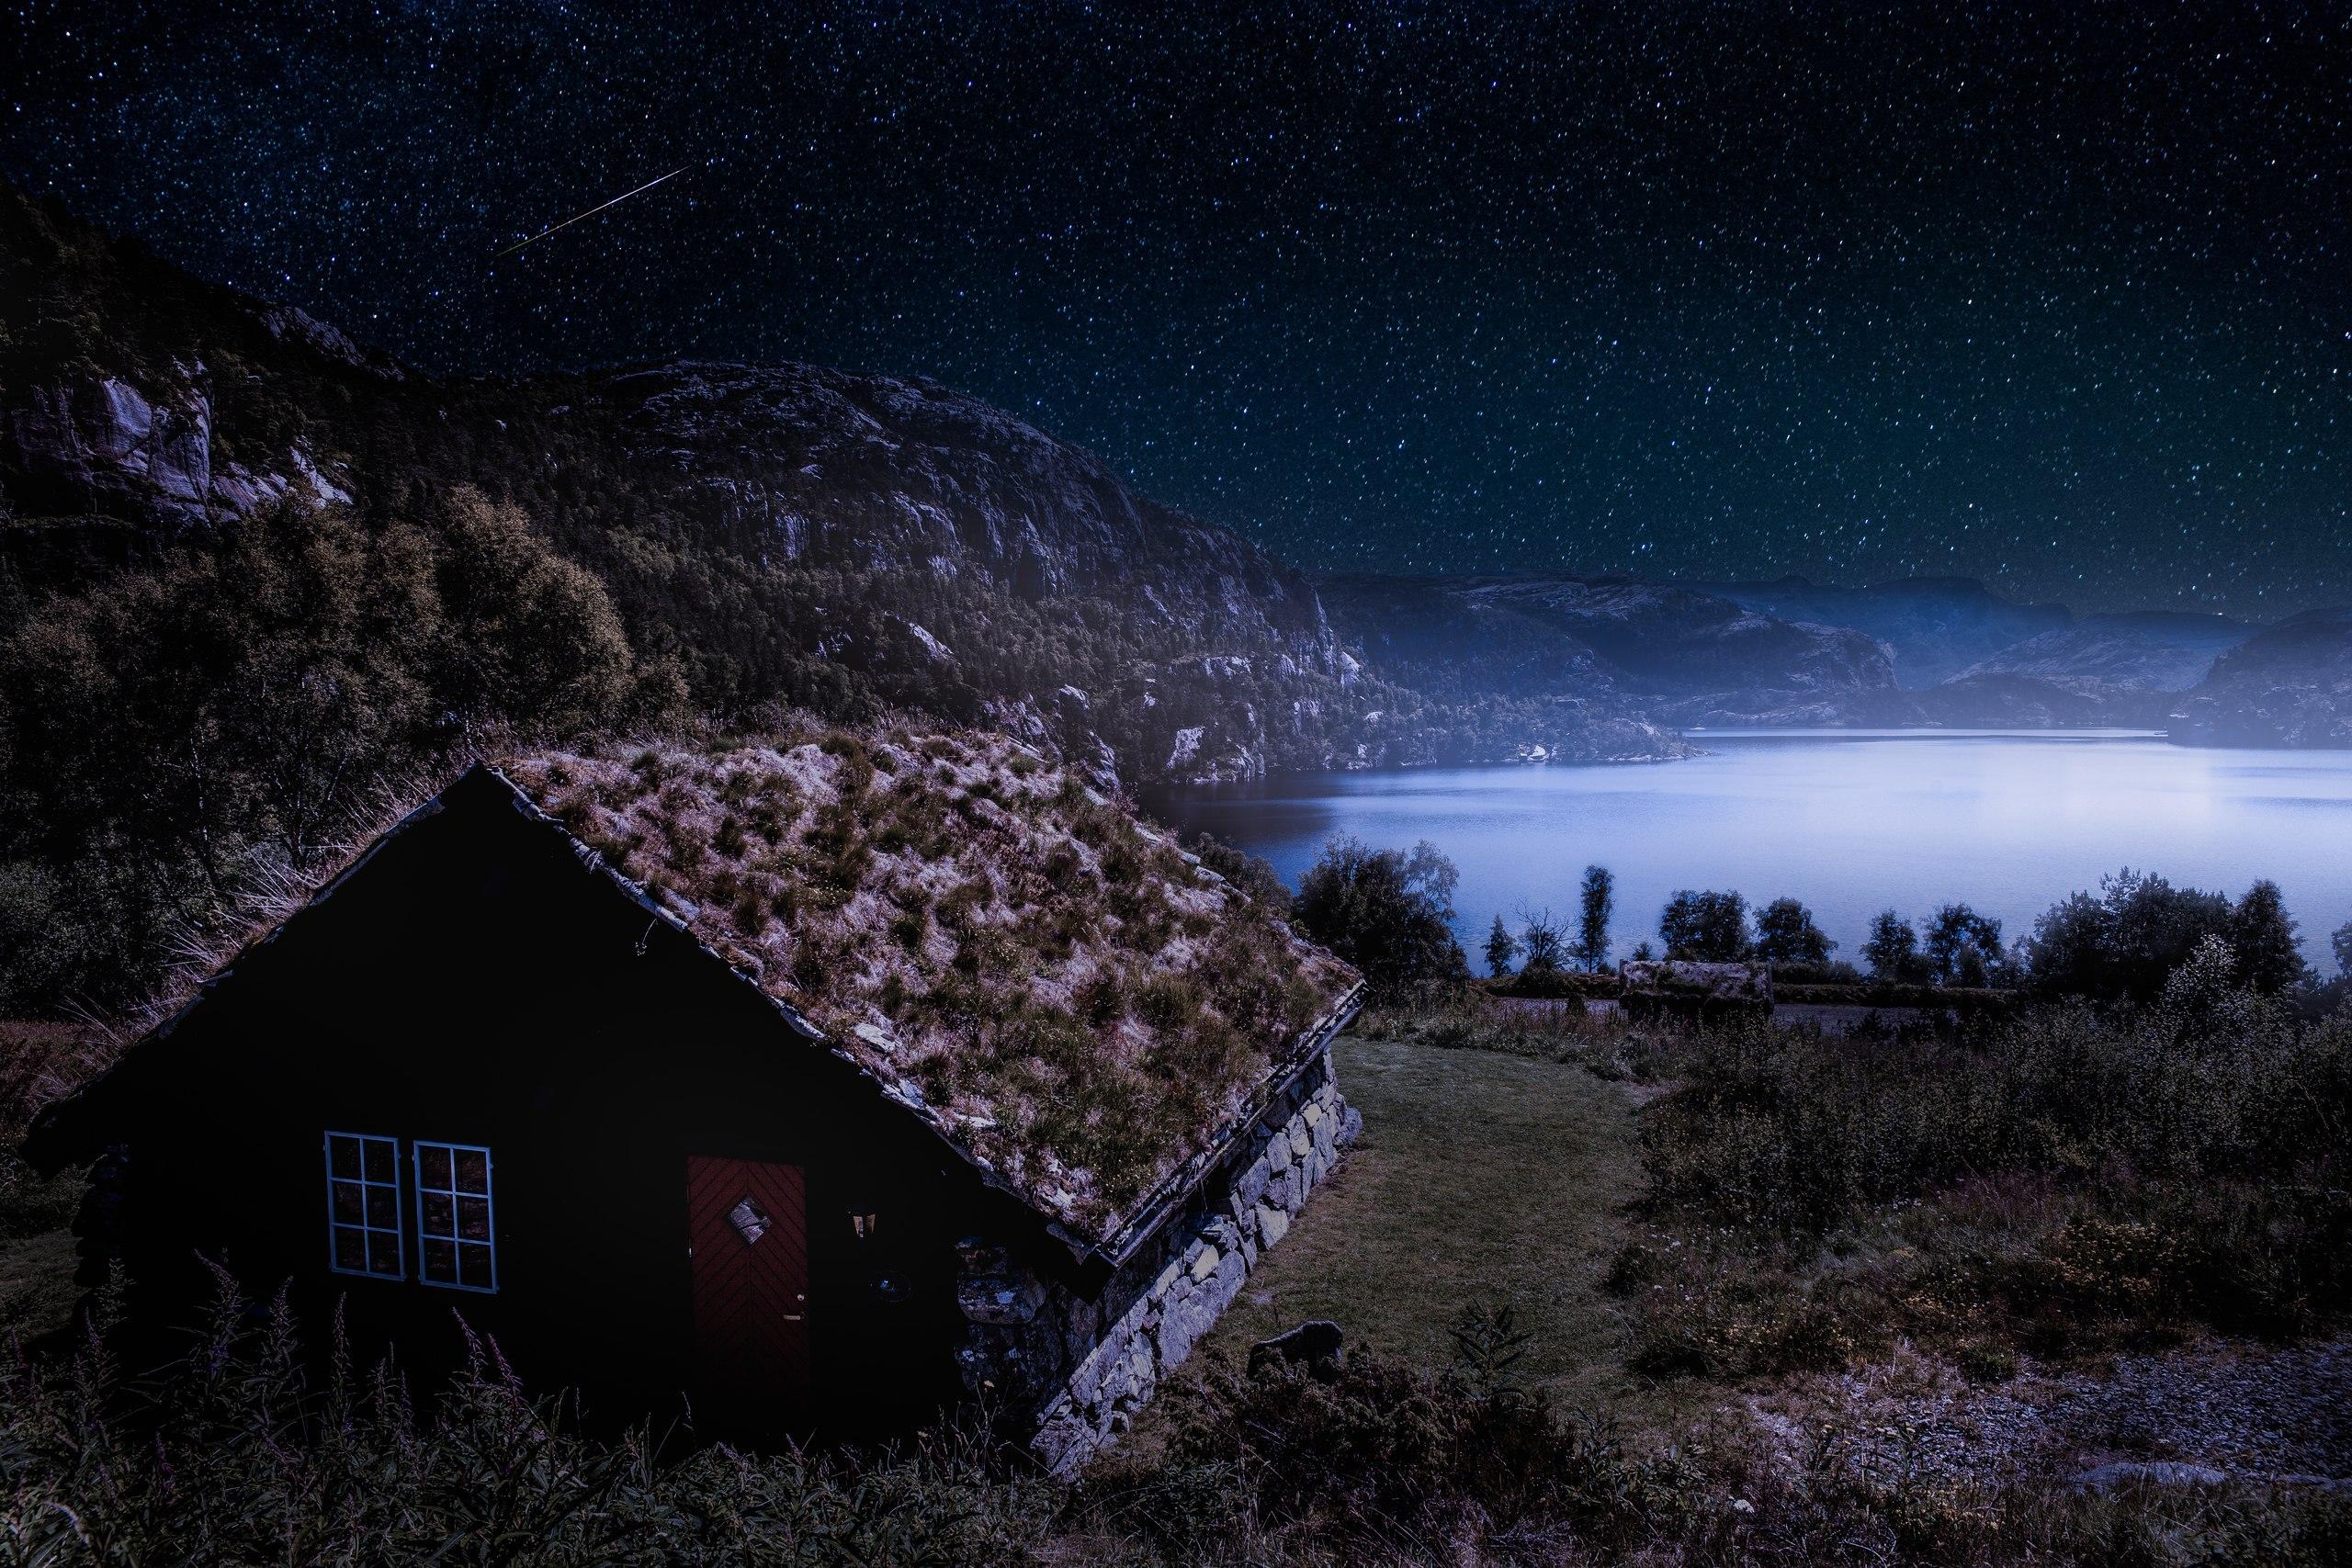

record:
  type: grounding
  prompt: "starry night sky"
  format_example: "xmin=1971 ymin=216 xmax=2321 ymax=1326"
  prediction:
xmin=5 ymin=3 xmax=2346 ymax=615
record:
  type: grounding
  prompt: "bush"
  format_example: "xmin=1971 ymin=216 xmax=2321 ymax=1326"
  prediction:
xmin=1291 ymin=835 xmax=1468 ymax=1000
xmin=2024 ymin=867 xmax=2312 ymax=1000
xmin=1 ymin=1276 xmax=1052 ymax=1565
xmin=1754 ymin=897 xmax=1834 ymax=965
xmin=1113 ymin=1337 xmax=1702 ymax=1560
xmin=1658 ymin=889 xmax=1751 ymax=961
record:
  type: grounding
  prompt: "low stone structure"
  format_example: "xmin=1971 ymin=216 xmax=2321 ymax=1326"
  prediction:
xmin=1620 ymin=958 xmax=1772 ymax=1024
xmin=957 ymin=1043 xmax=1362 ymax=1475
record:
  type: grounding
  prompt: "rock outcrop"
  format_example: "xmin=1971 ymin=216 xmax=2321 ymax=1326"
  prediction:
xmin=2169 ymin=607 xmax=2352 ymax=748
xmin=0 ymin=185 xmax=1688 ymax=782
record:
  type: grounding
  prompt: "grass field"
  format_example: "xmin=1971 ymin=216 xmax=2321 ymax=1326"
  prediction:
xmin=1201 ymin=1034 xmax=1654 ymax=1413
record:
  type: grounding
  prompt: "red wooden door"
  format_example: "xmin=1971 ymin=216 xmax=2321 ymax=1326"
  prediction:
xmin=684 ymin=1156 xmax=810 ymax=1415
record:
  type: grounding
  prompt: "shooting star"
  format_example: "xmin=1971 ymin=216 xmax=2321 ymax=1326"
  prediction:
xmin=492 ymin=165 xmax=689 ymax=259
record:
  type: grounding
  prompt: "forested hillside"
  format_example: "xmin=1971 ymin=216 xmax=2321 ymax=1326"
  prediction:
xmin=0 ymin=187 xmax=1681 ymax=1013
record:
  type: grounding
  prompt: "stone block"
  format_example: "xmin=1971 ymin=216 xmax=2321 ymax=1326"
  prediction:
xmin=1212 ymin=1248 xmax=1248 ymax=1310
xmin=1235 ymin=1154 xmax=1272 ymax=1207
xmin=1189 ymin=1245 xmax=1222 ymax=1283
xmin=1256 ymin=1201 xmax=1290 ymax=1248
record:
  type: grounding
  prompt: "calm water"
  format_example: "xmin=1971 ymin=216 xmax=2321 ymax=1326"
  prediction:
xmin=1146 ymin=730 xmax=2352 ymax=968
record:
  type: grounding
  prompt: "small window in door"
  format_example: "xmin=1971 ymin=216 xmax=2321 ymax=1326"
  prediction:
xmin=413 ymin=1140 xmax=497 ymax=1292
xmin=324 ymin=1132 xmax=403 ymax=1280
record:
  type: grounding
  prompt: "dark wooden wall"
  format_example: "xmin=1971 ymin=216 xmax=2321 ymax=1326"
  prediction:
xmin=74 ymin=773 xmax=1055 ymax=1443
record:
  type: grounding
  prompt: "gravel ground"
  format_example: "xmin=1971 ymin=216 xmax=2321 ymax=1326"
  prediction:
xmin=1754 ymin=1338 xmax=2352 ymax=1491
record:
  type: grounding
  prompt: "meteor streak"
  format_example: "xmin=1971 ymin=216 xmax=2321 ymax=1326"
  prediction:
xmin=492 ymin=165 xmax=688 ymax=258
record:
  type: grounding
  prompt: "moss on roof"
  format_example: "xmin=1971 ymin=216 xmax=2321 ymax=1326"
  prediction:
xmin=503 ymin=726 xmax=1358 ymax=1243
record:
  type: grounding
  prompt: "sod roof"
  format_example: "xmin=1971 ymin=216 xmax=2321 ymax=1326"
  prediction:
xmin=503 ymin=725 xmax=1360 ymax=1247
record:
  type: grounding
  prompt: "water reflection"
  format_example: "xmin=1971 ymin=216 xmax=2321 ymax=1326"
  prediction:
xmin=1143 ymin=731 xmax=2352 ymax=967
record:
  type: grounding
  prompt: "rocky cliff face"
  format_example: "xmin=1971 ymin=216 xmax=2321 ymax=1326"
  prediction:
xmin=2169 ymin=607 xmax=2352 ymax=748
xmin=581 ymin=362 xmax=1333 ymax=658
xmin=5 ymin=187 xmax=1688 ymax=784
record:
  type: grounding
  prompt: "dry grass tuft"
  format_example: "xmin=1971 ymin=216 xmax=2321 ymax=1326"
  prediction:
xmin=504 ymin=722 xmax=1356 ymax=1238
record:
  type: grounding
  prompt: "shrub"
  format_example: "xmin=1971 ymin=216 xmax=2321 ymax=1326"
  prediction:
xmin=1658 ymin=889 xmax=1751 ymax=961
xmin=1291 ymin=835 xmax=1468 ymax=1000
xmin=1 ymin=1276 xmax=1051 ymax=1565
xmin=1755 ymin=897 xmax=1834 ymax=965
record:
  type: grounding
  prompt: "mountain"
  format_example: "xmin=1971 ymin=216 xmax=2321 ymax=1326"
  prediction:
xmin=1912 ymin=617 xmax=2253 ymax=728
xmin=0 ymin=186 xmax=1686 ymax=793
xmin=1319 ymin=573 xmax=1912 ymax=731
xmin=1687 ymin=576 xmax=2071 ymax=688
xmin=2169 ymin=607 xmax=2352 ymax=748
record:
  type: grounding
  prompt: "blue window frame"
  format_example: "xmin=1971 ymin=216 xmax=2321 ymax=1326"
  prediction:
xmin=413 ymin=1140 xmax=497 ymax=1293
xmin=324 ymin=1131 xmax=403 ymax=1280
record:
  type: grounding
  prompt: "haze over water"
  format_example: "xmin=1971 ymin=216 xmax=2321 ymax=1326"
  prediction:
xmin=1148 ymin=730 xmax=2352 ymax=970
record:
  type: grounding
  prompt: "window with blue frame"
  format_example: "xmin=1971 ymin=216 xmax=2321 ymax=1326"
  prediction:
xmin=413 ymin=1140 xmax=497 ymax=1292
xmin=324 ymin=1131 xmax=403 ymax=1279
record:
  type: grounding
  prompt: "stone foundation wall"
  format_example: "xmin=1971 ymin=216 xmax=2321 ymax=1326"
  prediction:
xmin=1012 ymin=1046 xmax=1362 ymax=1475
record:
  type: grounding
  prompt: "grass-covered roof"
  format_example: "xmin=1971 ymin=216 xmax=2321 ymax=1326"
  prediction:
xmin=503 ymin=725 xmax=1359 ymax=1245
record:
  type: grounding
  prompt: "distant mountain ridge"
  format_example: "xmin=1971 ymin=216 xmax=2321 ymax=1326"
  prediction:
xmin=0 ymin=185 xmax=1694 ymax=785
xmin=1317 ymin=574 xmax=1915 ymax=731
xmin=2171 ymin=606 xmax=2352 ymax=748
xmin=5 ymin=181 xmax=2344 ymax=820
xmin=1683 ymin=576 xmax=2074 ymax=688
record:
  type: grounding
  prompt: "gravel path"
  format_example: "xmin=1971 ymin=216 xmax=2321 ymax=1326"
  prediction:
xmin=1756 ymin=1338 xmax=2352 ymax=1491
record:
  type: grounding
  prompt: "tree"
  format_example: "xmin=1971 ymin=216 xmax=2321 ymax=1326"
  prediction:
xmin=1574 ymin=864 xmax=1614 ymax=971
xmin=1484 ymin=914 xmax=1520 ymax=978
xmin=2230 ymin=879 xmax=2310 ymax=995
xmin=1293 ymin=836 xmax=1468 ymax=999
xmin=0 ymin=491 xmax=666 ymax=1013
xmin=1753 ymin=897 xmax=1833 ymax=965
xmin=2336 ymin=918 xmax=2352 ymax=979
xmin=1923 ymin=903 xmax=2003 ymax=987
xmin=1861 ymin=909 xmax=1923 ymax=983
xmin=1630 ymin=940 xmax=1656 ymax=962
xmin=1658 ymin=889 xmax=1750 ymax=962
xmin=2026 ymin=869 xmax=2233 ymax=1000
xmin=1520 ymin=908 xmax=1566 ymax=972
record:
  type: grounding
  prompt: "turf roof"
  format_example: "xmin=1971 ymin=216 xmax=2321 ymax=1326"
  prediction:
xmin=503 ymin=725 xmax=1359 ymax=1245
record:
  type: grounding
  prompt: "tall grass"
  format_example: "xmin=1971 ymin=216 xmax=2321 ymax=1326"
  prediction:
xmin=0 ymin=1273 xmax=1048 ymax=1565
xmin=1623 ymin=942 xmax=2352 ymax=1368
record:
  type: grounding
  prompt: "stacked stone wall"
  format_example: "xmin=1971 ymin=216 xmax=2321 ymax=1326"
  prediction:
xmin=960 ymin=1046 xmax=1361 ymax=1476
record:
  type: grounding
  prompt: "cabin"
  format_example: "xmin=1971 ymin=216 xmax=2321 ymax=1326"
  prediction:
xmin=29 ymin=730 xmax=1363 ymax=1472
xmin=1618 ymin=959 xmax=1772 ymax=1025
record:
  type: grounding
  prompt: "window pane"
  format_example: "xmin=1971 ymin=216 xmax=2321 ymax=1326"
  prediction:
xmin=333 ymin=1227 xmax=367 ymax=1271
xmin=458 ymin=1243 xmax=494 ymax=1291
xmin=367 ymin=1236 xmax=401 ymax=1276
xmin=413 ymin=1142 xmax=495 ymax=1292
xmin=364 ymin=1185 xmax=398 ymax=1229
xmin=363 ymin=1139 xmax=396 ymax=1184
xmin=329 ymin=1136 xmax=360 ymax=1179
xmin=333 ymin=1181 xmax=365 ymax=1223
